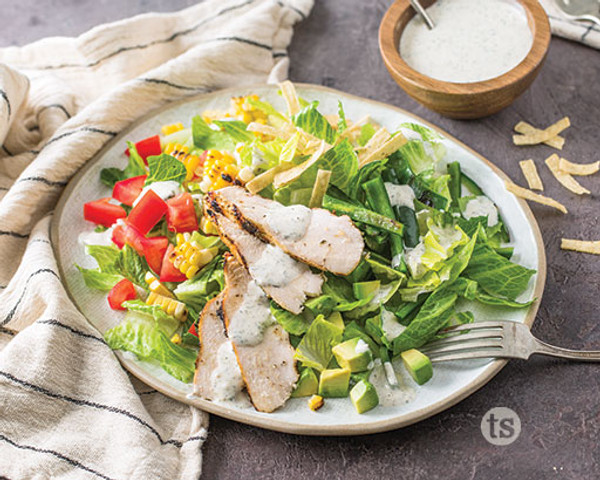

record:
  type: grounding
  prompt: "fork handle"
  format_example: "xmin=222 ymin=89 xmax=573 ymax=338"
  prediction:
xmin=533 ymin=340 xmax=600 ymax=361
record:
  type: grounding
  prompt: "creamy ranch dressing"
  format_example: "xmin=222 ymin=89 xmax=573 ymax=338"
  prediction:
xmin=381 ymin=308 xmax=407 ymax=342
xmin=249 ymin=244 xmax=305 ymax=288
xmin=265 ymin=204 xmax=312 ymax=241
xmin=369 ymin=359 xmax=416 ymax=407
xmin=210 ymin=341 xmax=244 ymax=401
xmin=463 ymin=195 xmax=499 ymax=227
xmin=227 ymin=280 xmax=275 ymax=346
xmin=133 ymin=180 xmax=180 ymax=206
xmin=384 ymin=183 xmax=416 ymax=209
xmin=400 ymin=0 xmax=533 ymax=83
xmin=78 ymin=226 xmax=115 ymax=247
xmin=355 ymin=338 xmax=370 ymax=354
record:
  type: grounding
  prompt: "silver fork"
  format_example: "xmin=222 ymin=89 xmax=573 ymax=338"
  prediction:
xmin=420 ymin=321 xmax=600 ymax=363
xmin=554 ymin=0 xmax=600 ymax=27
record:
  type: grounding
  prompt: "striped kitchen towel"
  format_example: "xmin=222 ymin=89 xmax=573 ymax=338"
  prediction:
xmin=541 ymin=0 xmax=600 ymax=49
xmin=0 ymin=1 xmax=312 ymax=479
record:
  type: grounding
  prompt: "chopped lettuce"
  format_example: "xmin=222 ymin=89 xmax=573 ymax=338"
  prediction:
xmin=192 ymin=115 xmax=235 ymax=151
xmin=119 ymin=246 xmax=150 ymax=289
xmin=85 ymin=244 xmax=121 ymax=274
xmin=145 ymin=154 xmax=187 ymax=185
xmin=270 ymin=302 xmax=311 ymax=336
xmin=337 ymin=101 xmax=347 ymax=133
xmin=174 ymin=256 xmax=224 ymax=311
xmin=212 ymin=119 xmax=255 ymax=143
xmin=293 ymin=102 xmax=337 ymax=144
xmin=294 ymin=315 xmax=343 ymax=371
xmin=76 ymin=266 xmax=122 ymax=291
xmin=358 ymin=123 xmax=376 ymax=146
xmin=122 ymin=299 xmax=180 ymax=335
xmin=99 ymin=143 xmax=146 ymax=187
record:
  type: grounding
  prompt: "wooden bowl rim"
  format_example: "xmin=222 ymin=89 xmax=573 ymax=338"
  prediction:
xmin=379 ymin=0 xmax=551 ymax=95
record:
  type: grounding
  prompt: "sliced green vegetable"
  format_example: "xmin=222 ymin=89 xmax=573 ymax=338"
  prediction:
xmin=395 ymin=206 xmax=419 ymax=248
xmin=350 ymin=379 xmax=379 ymax=413
xmin=292 ymin=368 xmax=319 ymax=397
xmin=318 ymin=368 xmax=350 ymax=398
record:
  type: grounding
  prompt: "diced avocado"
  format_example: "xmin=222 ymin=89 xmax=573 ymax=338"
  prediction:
xmin=327 ymin=311 xmax=345 ymax=330
xmin=401 ymin=348 xmax=433 ymax=385
xmin=350 ymin=379 xmax=379 ymax=414
xmin=332 ymin=337 xmax=373 ymax=373
xmin=318 ymin=368 xmax=350 ymax=398
xmin=291 ymin=368 xmax=318 ymax=398
xmin=353 ymin=280 xmax=380 ymax=300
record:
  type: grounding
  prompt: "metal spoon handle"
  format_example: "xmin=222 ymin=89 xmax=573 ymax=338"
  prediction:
xmin=409 ymin=0 xmax=436 ymax=29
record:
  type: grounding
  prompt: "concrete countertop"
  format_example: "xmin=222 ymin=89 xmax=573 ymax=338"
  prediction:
xmin=2 ymin=1 xmax=599 ymax=479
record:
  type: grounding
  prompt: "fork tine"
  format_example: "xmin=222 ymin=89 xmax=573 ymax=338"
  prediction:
xmin=425 ymin=339 xmax=504 ymax=356
xmin=439 ymin=321 xmax=505 ymax=334
xmin=430 ymin=349 xmax=507 ymax=363
xmin=421 ymin=330 xmax=503 ymax=351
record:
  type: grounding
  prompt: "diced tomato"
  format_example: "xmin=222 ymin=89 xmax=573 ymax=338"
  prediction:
xmin=166 ymin=193 xmax=198 ymax=233
xmin=143 ymin=236 xmax=169 ymax=274
xmin=112 ymin=175 xmax=147 ymax=206
xmin=127 ymin=190 xmax=168 ymax=235
xmin=124 ymin=135 xmax=162 ymax=163
xmin=159 ymin=244 xmax=187 ymax=282
xmin=111 ymin=222 xmax=145 ymax=255
xmin=84 ymin=198 xmax=127 ymax=228
xmin=188 ymin=323 xmax=198 ymax=337
xmin=107 ymin=279 xmax=137 ymax=310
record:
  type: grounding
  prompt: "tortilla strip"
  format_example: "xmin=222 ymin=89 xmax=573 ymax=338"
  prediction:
xmin=357 ymin=127 xmax=390 ymax=162
xmin=279 ymin=80 xmax=300 ymax=116
xmin=505 ymin=181 xmax=567 ymax=213
xmin=359 ymin=132 xmax=408 ymax=167
xmin=273 ymin=140 xmax=330 ymax=188
xmin=514 ymin=121 xmax=565 ymax=149
xmin=561 ymin=239 xmax=600 ymax=255
xmin=545 ymin=154 xmax=590 ymax=195
xmin=512 ymin=117 xmax=570 ymax=146
xmin=558 ymin=158 xmax=600 ymax=176
xmin=519 ymin=159 xmax=544 ymax=191
xmin=309 ymin=169 xmax=332 ymax=208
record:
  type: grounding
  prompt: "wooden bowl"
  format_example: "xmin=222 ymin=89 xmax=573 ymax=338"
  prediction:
xmin=379 ymin=0 xmax=551 ymax=119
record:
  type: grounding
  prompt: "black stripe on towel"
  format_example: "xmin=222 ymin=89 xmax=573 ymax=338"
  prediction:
xmin=210 ymin=36 xmax=272 ymax=51
xmin=0 ymin=268 xmax=59 ymax=326
xmin=37 ymin=319 xmax=106 ymax=345
xmin=0 ymin=370 xmax=184 ymax=447
xmin=0 ymin=90 xmax=11 ymax=118
xmin=38 ymin=104 xmax=72 ymax=119
xmin=276 ymin=0 xmax=307 ymax=20
xmin=0 ymin=230 xmax=29 ymax=239
xmin=35 ymin=0 xmax=256 ymax=70
xmin=1 ymin=145 xmax=13 ymax=156
xmin=140 ymin=78 xmax=209 ymax=92
xmin=17 ymin=177 xmax=68 ymax=188
xmin=0 ymin=434 xmax=116 ymax=480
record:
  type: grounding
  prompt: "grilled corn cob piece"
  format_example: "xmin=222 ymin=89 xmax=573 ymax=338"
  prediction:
xmin=164 ymin=142 xmax=202 ymax=182
xmin=231 ymin=94 xmax=268 ymax=125
xmin=146 ymin=292 xmax=187 ymax=321
xmin=171 ymin=232 xmax=219 ymax=279
xmin=199 ymin=149 xmax=241 ymax=192
xmin=161 ymin=122 xmax=184 ymax=136
xmin=144 ymin=272 xmax=174 ymax=298
xmin=200 ymin=217 xmax=218 ymax=235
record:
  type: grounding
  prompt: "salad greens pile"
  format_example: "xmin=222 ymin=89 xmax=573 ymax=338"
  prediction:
xmin=79 ymin=84 xmax=536 ymax=412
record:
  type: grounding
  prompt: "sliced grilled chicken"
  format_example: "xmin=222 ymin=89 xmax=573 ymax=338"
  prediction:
xmin=207 ymin=186 xmax=364 ymax=275
xmin=206 ymin=207 xmax=323 ymax=315
xmin=193 ymin=294 xmax=244 ymax=402
xmin=222 ymin=254 xmax=298 ymax=413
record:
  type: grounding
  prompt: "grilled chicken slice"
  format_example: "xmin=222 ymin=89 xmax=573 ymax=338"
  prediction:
xmin=206 ymin=207 xmax=323 ymax=315
xmin=222 ymin=254 xmax=298 ymax=413
xmin=207 ymin=186 xmax=364 ymax=275
xmin=193 ymin=294 xmax=244 ymax=402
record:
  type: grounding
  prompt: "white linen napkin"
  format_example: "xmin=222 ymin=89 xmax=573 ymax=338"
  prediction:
xmin=541 ymin=0 xmax=600 ymax=49
xmin=0 ymin=1 xmax=312 ymax=478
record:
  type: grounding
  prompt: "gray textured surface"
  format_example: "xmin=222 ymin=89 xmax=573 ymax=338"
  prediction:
xmin=2 ymin=1 xmax=600 ymax=479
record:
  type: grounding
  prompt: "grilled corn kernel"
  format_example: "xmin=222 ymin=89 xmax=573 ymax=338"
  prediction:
xmin=146 ymin=292 xmax=188 ymax=322
xmin=170 ymin=333 xmax=182 ymax=345
xmin=201 ymin=149 xmax=242 ymax=191
xmin=200 ymin=217 xmax=218 ymax=235
xmin=171 ymin=233 xmax=219 ymax=279
xmin=144 ymin=272 xmax=174 ymax=298
xmin=231 ymin=95 xmax=268 ymax=125
xmin=308 ymin=395 xmax=324 ymax=411
xmin=164 ymin=142 xmax=202 ymax=182
xmin=161 ymin=122 xmax=184 ymax=136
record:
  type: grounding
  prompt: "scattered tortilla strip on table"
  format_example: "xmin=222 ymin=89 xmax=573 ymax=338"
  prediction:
xmin=279 ymin=80 xmax=301 ymax=117
xmin=545 ymin=154 xmax=590 ymax=195
xmin=505 ymin=181 xmax=567 ymax=213
xmin=558 ymin=158 xmax=600 ymax=176
xmin=514 ymin=121 xmax=565 ymax=149
xmin=512 ymin=117 xmax=570 ymax=146
xmin=561 ymin=239 xmax=600 ymax=255
xmin=309 ymin=169 xmax=332 ymax=208
xmin=519 ymin=159 xmax=544 ymax=191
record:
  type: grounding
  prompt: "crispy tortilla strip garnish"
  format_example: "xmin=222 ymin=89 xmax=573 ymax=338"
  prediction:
xmin=342 ymin=115 xmax=371 ymax=138
xmin=273 ymin=140 xmax=330 ymax=189
xmin=279 ymin=80 xmax=301 ymax=117
xmin=246 ymin=163 xmax=295 ymax=194
xmin=558 ymin=157 xmax=600 ymax=176
xmin=514 ymin=122 xmax=565 ymax=149
xmin=359 ymin=132 xmax=408 ymax=167
xmin=561 ymin=239 xmax=600 ymax=255
xmin=545 ymin=154 xmax=590 ymax=195
xmin=512 ymin=117 xmax=570 ymax=146
xmin=357 ymin=127 xmax=390 ymax=162
xmin=519 ymin=159 xmax=544 ymax=191
xmin=309 ymin=169 xmax=332 ymax=208
xmin=505 ymin=181 xmax=567 ymax=214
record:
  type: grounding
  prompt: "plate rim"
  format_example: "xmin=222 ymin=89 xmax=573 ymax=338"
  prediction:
xmin=51 ymin=82 xmax=546 ymax=436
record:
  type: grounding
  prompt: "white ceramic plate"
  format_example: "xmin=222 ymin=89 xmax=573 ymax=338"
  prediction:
xmin=52 ymin=84 xmax=546 ymax=435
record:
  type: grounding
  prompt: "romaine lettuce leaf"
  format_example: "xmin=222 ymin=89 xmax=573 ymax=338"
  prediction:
xmin=99 ymin=143 xmax=146 ymax=187
xmin=358 ymin=123 xmax=376 ymax=146
xmin=122 ymin=299 xmax=180 ymax=335
xmin=119 ymin=245 xmax=150 ymax=289
xmin=145 ymin=154 xmax=187 ymax=185
xmin=343 ymin=320 xmax=380 ymax=355
xmin=474 ymin=291 xmax=534 ymax=308
xmin=337 ymin=101 xmax=347 ymax=133
xmin=85 ymin=244 xmax=121 ymax=274
xmin=294 ymin=315 xmax=343 ymax=371
xmin=293 ymin=102 xmax=337 ymax=144
xmin=192 ymin=115 xmax=235 ymax=151
xmin=174 ymin=256 xmax=224 ymax=311
xmin=270 ymin=302 xmax=310 ymax=336
xmin=212 ymin=119 xmax=255 ymax=143
xmin=76 ymin=266 xmax=123 ymax=291
xmin=105 ymin=312 xmax=196 ymax=383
